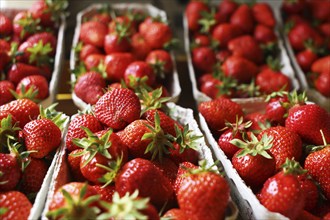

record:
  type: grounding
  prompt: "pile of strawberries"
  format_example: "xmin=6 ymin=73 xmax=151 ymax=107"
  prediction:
xmin=199 ymin=91 xmax=330 ymax=219
xmin=0 ymin=98 xmax=68 ymax=220
xmin=0 ymin=0 xmax=67 ymax=106
xmin=44 ymin=87 xmax=232 ymax=220
xmin=282 ymin=0 xmax=330 ymax=98
xmin=73 ymin=5 xmax=177 ymax=106
xmin=186 ymin=0 xmax=295 ymax=99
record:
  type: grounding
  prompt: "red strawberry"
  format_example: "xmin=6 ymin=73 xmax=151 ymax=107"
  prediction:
xmin=252 ymin=3 xmax=276 ymax=28
xmin=297 ymin=174 xmax=319 ymax=211
xmin=177 ymin=165 xmax=230 ymax=220
xmin=198 ymin=97 xmax=244 ymax=136
xmin=94 ymin=88 xmax=141 ymax=130
xmin=309 ymin=0 xmax=330 ymax=22
xmin=260 ymin=159 xmax=305 ymax=219
xmin=0 ymin=191 xmax=32 ymax=220
xmin=319 ymin=22 xmax=330 ymax=37
xmin=222 ymin=56 xmax=258 ymax=83
xmin=104 ymin=32 xmax=131 ymax=54
xmin=218 ymin=0 xmax=238 ymax=21
xmin=146 ymin=50 xmax=173 ymax=78
xmin=83 ymin=54 xmax=105 ymax=71
xmin=185 ymin=1 xmax=209 ymax=32
xmin=65 ymin=113 xmax=103 ymax=152
xmin=174 ymin=162 xmax=198 ymax=195
xmin=79 ymin=44 xmax=102 ymax=61
xmin=115 ymin=158 xmax=174 ymax=209
xmin=212 ymin=23 xmax=242 ymax=48
xmin=0 ymin=39 xmax=10 ymax=71
xmin=259 ymin=126 xmax=302 ymax=170
xmin=264 ymin=93 xmax=289 ymax=126
xmin=0 ymin=153 xmax=22 ymax=191
xmin=305 ymin=146 xmax=330 ymax=200
xmin=0 ymin=81 xmax=15 ymax=105
xmin=152 ymin=157 xmax=179 ymax=190
xmin=192 ymin=34 xmax=211 ymax=47
xmin=108 ymin=16 xmax=136 ymax=37
xmin=254 ymin=24 xmax=277 ymax=44
xmin=139 ymin=17 xmax=153 ymax=36
xmin=20 ymin=157 xmax=48 ymax=194
xmin=311 ymin=56 xmax=330 ymax=73
xmin=285 ymin=104 xmax=330 ymax=145
xmin=199 ymin=73 xmax=235 ymax=99
xmin=104 ymin=52 xmax=135 ymax=82
xmin=256 ymin=68 xmax=291 ymax=94
xmin=67 ymin=149 xmax=84 ymax=181
xmin=90 ymin=10 xmax=111 ymax=25
xmin=0 ymin=13 xmax=12 ymax=36
xmin=16 ymin=75 xmax=49 ymax=101
xmin=91 ymin=185 xmax=115 ymax=203
xmin=74 ymin=71 xmax=106 ymax=105
xmin=163 ymin=208 xmax=190 ymax=220
xmin=0 ymin=99 xmax=39 ymax=128
xmin=245 ymin=112 xmax=270 ymax=132
xmin=131 ymin=33 xmax=151 ymax=60
xmin=315 ymin=71 xmax=330 ymax=97
xmin=124 ymin=61 xmax=156 ymax=88
xmin=228 ymin=35 xmax=264 ymax=64
xmin=143 ymin=21 xmax=173 ymax=49
xmin=192 ymin=46 xmax=216 ymax=73
xmin=281 ymin=0 xmax=306 ymax=15
xmin=296 ymin=48 xmax=318 ymax=72
xmin=231 ymin=133 xmax=276 ymax=189
xmin=230 ymin=4 xmax=255 ymax=34
xmin=13 ymin=11 xmax=40 ymax=40
xmin=79 ymin=21 xmax=107 ymax=48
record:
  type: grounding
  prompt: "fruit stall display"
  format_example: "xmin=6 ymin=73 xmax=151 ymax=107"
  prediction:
xmin=70 ymin=3 xmax=181 ymax=110
xmin=281 ymin=0 xmax=330 ymax=110
xmin=0 ymin=100 xmax=69 ymax=220
xmin=41 ymin=88 xmax=238 ymax=219
xmin=198 ymin=91 xmax=330 ymax=219
xmin=184 ymin=0 xmax=299 ymax=108
xmin=0 ymin=1 xmax=66 ymax=107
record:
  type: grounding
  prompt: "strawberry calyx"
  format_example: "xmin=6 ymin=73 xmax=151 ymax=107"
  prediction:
xmin=198 ymin=8 xmax=217 ymax=34
xmin=44 ymin=0 xmax=68 ymax=25
xmin=0 ymin=207 xmax=8 ymax=216
xmin=281 ymin=158 xmax=307 ymax=176
xmin=261 ymin=42 xmax=279 ymax=60
xmin=305 ymin=130 xmax=330 ymax=154
xmin=266 ymin=57 xmax=283 ymax=72
xmin=174 ymin=124 xmax=201 ymax=153
xmin=216 ymin=76 xmax=237 ymax=98
xmin=264 ymin=90 xmax=288 ymax=102
xmin=6 ymin=139 xmax=33 ymax=172
xmin=90 ymin=61 xmax=107 ymax=79
xmin=142 ymin=111 xmax=175 ymax=161
xmin=282 ymin=90 xmax=308 ymax=112
xmin=230 ymin=133 xmax=273 ymax=159
xmin=125 ymin=8 xmax=147 ymax=24
xmin=14 ymin=13 xmax=41 ymax=39
xmin=183 ymin=160 xmax=219 ymax=176
xmin=163 ymin=38 xmax=179 ymax=51
xmin=127 ymin=75 xmax=151 ymax=91
xmin=10 ymin=84 xmax=40 ymax=103
xmin=98 ymin=190 xmax=149 ymax=220
xmin=46 ymin=183 xmax=100 ymax=220
xmin=114 ymin=20 xmax=132 ymax=41
xmin=0 ymin=115 xmax=20 ymax=151
xmin=221 ymin=116 xmax=252 ymax=138
xmin=96 ymin=155 xmax=123 ymax=187
xmin=39 ymin=104 xmax=68 ymax=131
xmin=237 ymin=80 xmax=261 ymax=98
xmin=26 ymin=40 xmax=53 ymax=66
xmin=71 ymin=62 xmax=88 ymax=85
xmin=138 ymin=87 xmax=171 ymax=116
xmin=9 ymin=42 xmax=23 ymax=64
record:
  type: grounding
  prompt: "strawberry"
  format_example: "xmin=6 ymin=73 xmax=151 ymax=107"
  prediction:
xmin=0 ymin=39 xmax=10 ymax=70
xmin=115 ymin=158 xmax=174 ymax=209
xmin=230 ymin=4 xmax=255 ymax=34
xmin=146 ymin=50 xmax=173 ymax=78
xmin=90 ymin=8 xmax=112 ymax=25
xmin=143 ymin=21 xmax=173 ymax=49
xmin=177 ymin=162 xmax=230 ymax=220
xmin=218 ymin=0 xmax=238 ymax=21
xmin=0 ymin=13 xmax=12 ymax=37
xmin=15 ymin=75 xmax=49 ymax=101
xmin=185 ymin=1 xmax=209 ymax=32
xmin=139 ymin=16 xmax=154 ymax=36
xmin=254 ymin=24 xmax=277 ymax=44
xmin=231 ymin=133 xmax=276 ymax=189
xmin=198 ymin=97 xmax=244 ymax=136
xmin=151 ymin=158 xmax=179 ymax=188
xmin=124 ymin=61 xmax=156 ymax=88
xmin=311 ymin=56 xmax=330 ymax=73
xmin=174 ymin=162 xmax=198 ymax=195
xmin=163 ymin=208 xmax=190 ymax=220
xmin=94 ymin=88 xmax=141 ymax=130
xmin=309 ymin=0 xmax=330 ymax=22
xmin=297 ymin=174 xmax=319 ymax=211
xmin=192 ymin=46 xmax=216 ymax=73
xmin=244 ymin=112 xmax=270 ymax=132
xmin=13 ymin=11 xmax=40 ymax=40
xmin=104 ymin=32 xmax=131 ymax=54
xmin=74 ymin=71 xmax=106 ymax=105
xmin=212 ymin=23 xmax=242 ymax=48
xmin=252 ymin=3 xmax=276 ymax=28
xmin=296 ymin=48 xmax=318 ymax=72
xmin=264 ymin=92 xmax=289 ymax=126
xmin=0 ymin=81 xmax=15 ymax=106
xmin=67 ymin=149 xmax=84 ymax=181
xmin=305 ymin=146 xmax=330 ymax=200
xmin=256 ymin=68 xmax=291 ymax=95
xmin=20 ymin=157 xmax=48 ymax=194
xmin=319 ymin=22 xmax=330 ymax=37
xmin=228 ymin=35 xmax=264 ymax=64
xmin=65 ymin=113 xmax=103 ymax=152
xmin=222 ymin=56 xmax=258 ymax=83
xmin=0 ymin=191 xmax=32 ymax=220
xmin=285 ymin=104 xmax=330 ymax=145
xmin=259 ymin=126 xmax=302 ymax=170
xmin=281 ymin=0 xmax=306 ymax=15
xmin=104 ymin=52 xmax=135 ymax=82
xmin=47 ymin=182 xmax=100 ymax=219
xmin=108 ymin=16 xmax=136 ymax=37
xmin=83 ymin=54 xmax=105 ymax=71
xmin=131 ymin=33 xmax=151 ymax=60
xmin=0 ymin=99 xmax=39 ymax=128
xmin=79 ymin=21 xmax=107 ymax=48
xmin=78 ymin=44 xmax=102 ymax=61
xmin=259 ymin=159 xmax=305 ymax=219
xmin=315 ymin=71 xmax=330 ymax=97
xmin=0 ymin=153 xmax=22 ymax=191
xmin=199 ymin=73 xmax=236 ymax=99
xmin=91 ymin=185 xmax=115 ymax=203
xmin=192 ymin=34 xmax=211 ymax=48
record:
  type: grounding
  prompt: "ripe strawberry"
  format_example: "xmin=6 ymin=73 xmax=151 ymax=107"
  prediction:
xmin=163 ymin=208 xmax=190 ymax=220
xmin=231 ymin=133 xmax=276 ymax=189
xmin=91 ymin=185 xmax=115 ymax=203
xmin=0 ymin=13 xmax=12 ymax=36
xmin=259 ymin=126 xmax=302 ymax=170
xmin=305 ymin=146 xmax=330 ymax=200
xmin=222 ymin=56 xmax=258 ymax=83
xmin=281 ymin=0 xmax=306 ymax=15
xmin=264 ymin=93 xmax=289 ymax=126
xmin=192 ymin=34 xmax=211 ymax=47
xmin=177 ymin=164 xmax=230 ymax=220
xmin=90 ymin=9 xmax=111 ymax=25
xmin=309 ymin=0 xmax=330 ymax=22
xmin=0 ymin=153 xmax=22 ymax=191
xmin=174 ymin=162 xmax=198 ymax=195
xmin=65 ymin=113 xmax=103 ymax=152
xmin=108 ymin=16 xmax=136 ymax=37
xmin=185 ymin=1 xmax=209 ymax=32
xmin=143 ymin=21 xmax=173 ymax=49
xmin=218 ymin=0 xmax=238 ymax=21
xmin=0 ymin=81 xmax=15 ymax=106
xmin=146 ymin=50 xmax=173 ymax=78
xmin=12 ymin=11 xmax=40 ymax=40
xmin=79 ymin=21 xmax=107 ymax=48
xmin=228 ymin=35 xmax=264 ymax=64
xmin=259 ymin=159 xmax=305 ymax=219
xmin=0 ymin=99 xmax=39 ymax=128
xmin=83 ymin=54 xmax=105 ymax=71
xmin=124 ymin=61 xmax=156 ymax=88
xmin=198 ymin=97 xmax=244 ymax=136
xmin=20 ymin=157 xmax=48 ymax=194
xmin=285 ymin=104 xmax=330 ymax=145
xmin=16 ymin=75 xmax=49 ymax=101
xmin=212 ymin=23 xmax=242 ymax=48
xmin=151 ymin=158 xmax=179 ymax=188
xmin=23 ymin=118 xmax=61 ymax=158
xmin=104 ymin=52 xmax=135 ymax=82
xmin=131 ymin=33 xmax=151 ymax=60
xmin=296 ymin=48 xmax=318 ymax=72
xmin=192 ymin=46 xmax=216 ymax=73
xmin=115 ymin=158 xmax=174 ymax=209
xmin=104 ymin=32 xmax=131 ymax=54
xmin=0 ymin=191 xmax=32 ymax=220
xmin=311 ymin=56 xmax=330 ymax=73
xmin=0 ymin=39 xmax=10 ymax=70
xmin=244 ymin=112 xmax=270 ymax=132
xmin=74 ymin=71 xmax=106 ymax=105
xmin=47 ymin=182 xmax=100 ymax=219
xmin=230 ymin=4 xmax=255 ymax=34
xmin=315 ymin=71 xmax=330 ymax=97
xmin=139 ymin=16 xmax=154 ymax=36
xmin=254 ymin=24 xmax=277 ymax=44
xmin=79 ymin=44 xmax=102 ymax=61
xmin=199 ymin=73 xmax=236 ymax=99
xmin=256 ymin=68 xmax=291 ymax=94
xmin=297 ymin=174 xmax=319 ymax=211
xmin=252 ymin=3 xmax=276 ymax=28
xmin=94 ymin=88 xmax=141 ymax=130
xmin=67 ymin=149 xmax=84 ymax=181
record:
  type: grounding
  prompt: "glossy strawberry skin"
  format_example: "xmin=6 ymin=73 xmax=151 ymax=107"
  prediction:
xmin=104 ymin=53 xmax=135 ymax=82
xmin=192 ymin=46 xmax=216 ymax=73
xmin=230 ymin=4 xmax=255 ymax=34
xmin=79 ymin=21 xmax=107 ymax=48
xmin=68 ymin=149 xmax=84 ymax=181
xmin=79 ymin=44 xmax=102 ymax=61
xmin=296 ymin=49 xmax=318 ymax=72
xmin=265 ymin=96 xmax=289 ymax=126
xmin=0 ymin=191 xmax=32 ymax=220
xmin=218 ymin=129 xmax=243 ymax=159
xmin=222 ymin=56 xmax=258 ymax=83
xmin=146 ymin=49 xmax=173 ymax=75
xmin=16 ymin=75 xmax=49 ymax=100
xmin=311 ymin=56 xmax=330 ymax=74
xmin=254 ymin=24 xmax=277 ymax=44
xmin=0 ymin=153 xmax=22 ymax=191
xmin=252 ymin=3 xmax=276 ymax=28
xmin=0 ymin=13 xmax=13 ymax=36
xmin=297 ymin=174 xmax=319 ymax=211
xmin=124 ymin=61 xmax=156 ymax=87
xmin=185 ymin=1 xmax=209 ymax=32
xmin=168 ymin=142 xmax=199 ymax=166
xmin=83 ymin=54 xmax=105 ymax=71
xmin=104 ymin=33 xmax=131 ymax=54
xmin=212 ymin=23 xmax=242 ymax=49
xmin=163 ymin=208 xmax=190 ymax=220
xmin=218 ymin=0 xmax=238 ymax=21
xmin=0 ymin=80 xmax=15 ymax=105
xmin=131 ymin=33 xmax=151 ymax=60
xmin=94 ymin=88 xmax=141 ymax=130
xmin=256 ymin=69 xmax=291 ymax=94
xmin=143 ymin=22 xmax=172 ymax=49
xmin=315 ymin=71 xmax=330 ymax=98
xmin=92 ymin=185 xmax=115 ymax=203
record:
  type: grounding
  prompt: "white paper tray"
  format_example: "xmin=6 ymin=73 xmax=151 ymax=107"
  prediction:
xmin=70 ymin=3 xmax=181 ymax=110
